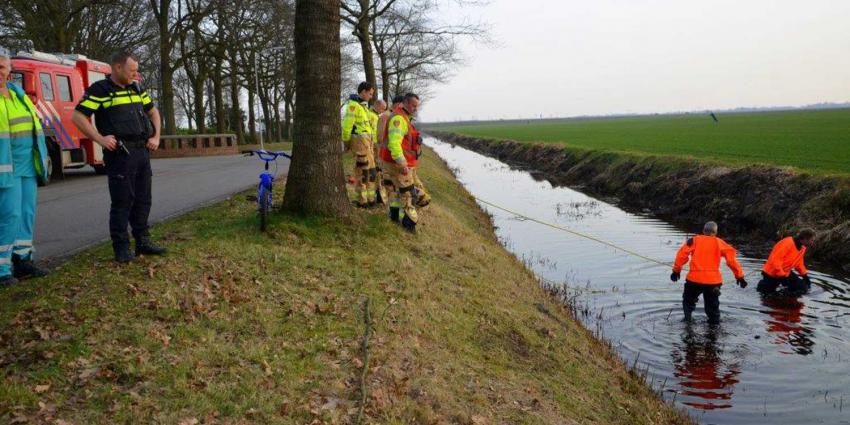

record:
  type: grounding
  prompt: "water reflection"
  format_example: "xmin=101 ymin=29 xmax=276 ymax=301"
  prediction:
xmin=759 ymin=294 xmax=815 ymax=355
xmin=672 ymin=324 xmax=742 ymax=410
xmin=427 ymin=137 xmax=850 ymax=424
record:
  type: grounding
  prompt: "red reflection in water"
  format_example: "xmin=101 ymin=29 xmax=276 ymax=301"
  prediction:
xmin=671 ymin=325 xmax=741 ymax=410
xmin=760 ymin=295 xmax=815 ymax=355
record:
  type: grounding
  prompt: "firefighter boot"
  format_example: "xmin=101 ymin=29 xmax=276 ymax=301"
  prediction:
xmin=389 ymin=206 xmax=401 ymax=222
xmin=114 ymin=243 xmax=135 ymax=264
xmin=12 ymin=255 xmax=49 ymax=279
xmin=136 ymin=237 xmax=167 ymax=256
xmin=401 ymin=215 xmax=417 ymax=233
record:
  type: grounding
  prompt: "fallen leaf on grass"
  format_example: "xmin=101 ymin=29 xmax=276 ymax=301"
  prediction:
xmin=178 ymin=418 xmax=199 ymax=425
xmin=34 ymin=384 xmax=50 ymax=394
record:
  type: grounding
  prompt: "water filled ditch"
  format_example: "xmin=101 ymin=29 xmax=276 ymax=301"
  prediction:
xmin=427 ymin=137 xmax=850 ymax=425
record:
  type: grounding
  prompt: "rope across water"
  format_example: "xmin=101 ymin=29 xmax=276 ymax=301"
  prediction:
xmin=473 ymin=196 xmax=761 ymax=289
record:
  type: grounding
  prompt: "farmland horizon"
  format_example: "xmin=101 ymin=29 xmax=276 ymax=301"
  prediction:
xmin=423 ymin=101 xmax=850 ymax=125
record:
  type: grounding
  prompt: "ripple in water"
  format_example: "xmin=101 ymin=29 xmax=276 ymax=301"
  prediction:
xmin=428 ymin=137 xmax=850 ymax=425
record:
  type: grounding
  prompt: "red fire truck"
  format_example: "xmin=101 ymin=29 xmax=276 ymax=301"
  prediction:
xmin=8 ymin=48 xmax=112 ymax=182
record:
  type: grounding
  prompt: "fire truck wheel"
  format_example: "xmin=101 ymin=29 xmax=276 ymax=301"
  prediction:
xmin=41 ymin=139 xmax=64 ymax=186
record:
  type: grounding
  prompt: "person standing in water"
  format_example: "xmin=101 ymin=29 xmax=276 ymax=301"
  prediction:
xmin=671 ymin=221 xmax=748 ymax=324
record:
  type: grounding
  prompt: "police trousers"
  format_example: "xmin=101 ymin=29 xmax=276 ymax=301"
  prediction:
xmin=350 ymin=134 xmax=376 ymax=205
xmin=0 ymin=176 xmax=37 ymax=276
xmin=103 ymin=147 xmax=152 ymax=247
xmin=683 ymin=281 xmax=722 ymax=323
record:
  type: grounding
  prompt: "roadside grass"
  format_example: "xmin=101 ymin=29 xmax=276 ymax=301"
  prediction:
xmin=431 ymin=109 xmax=850 ymax=175
xmin=0 ymin=149 xmax=691 ymax=424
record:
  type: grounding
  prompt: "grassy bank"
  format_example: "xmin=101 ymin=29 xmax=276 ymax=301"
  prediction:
xmin=430 ymin=131 xmax=850 ymax=270
xmin=431 ymin=109 xmax=850 ymax=175
xmin=0 ymin=149 xmax=690 ymax=424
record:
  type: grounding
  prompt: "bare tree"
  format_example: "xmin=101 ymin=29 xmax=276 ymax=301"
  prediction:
xmin=376 ymin=2 xmax=488 ymax=101
xmin=148 ymin=0 xmax=212 ymax=135
xmin=1 ymin=0 xmax=155 ymax=59
xmin=339 ymin=0 xmax=400 ymax=93
xmin=282 ymin=0 xmax=350 ymax=217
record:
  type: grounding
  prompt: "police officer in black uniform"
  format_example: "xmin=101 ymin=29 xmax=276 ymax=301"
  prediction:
xmin=72 ymin=51 xmax=166 ymax=263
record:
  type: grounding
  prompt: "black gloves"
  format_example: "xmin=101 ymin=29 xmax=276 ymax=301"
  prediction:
xmin=737 ymin=278 xmax=748 ymax=288
xmin=670 ymin=271 xmax=680 ymax=282
xmin=802 ymin=274 xmax=812 ymax=287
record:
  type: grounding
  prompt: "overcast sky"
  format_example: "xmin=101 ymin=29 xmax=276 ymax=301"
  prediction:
xmin=418 ymin=0 xmax=850 ymax=122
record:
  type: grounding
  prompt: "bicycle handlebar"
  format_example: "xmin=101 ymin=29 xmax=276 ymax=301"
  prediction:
xmin=241 ymin=149 xmax=292 ymax=161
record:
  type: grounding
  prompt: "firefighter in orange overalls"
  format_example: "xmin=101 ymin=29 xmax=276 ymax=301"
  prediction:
xmin=757 ymin=229 xmax=815 ymax=294
xmin=671 ymin=221 xmax=748 ymax=323
xmin=379 ymin=93 xmax=430 ymax=232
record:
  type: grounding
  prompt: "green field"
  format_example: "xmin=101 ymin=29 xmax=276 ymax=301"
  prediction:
xmin=432 ymin=109 xmax=850 ymax=175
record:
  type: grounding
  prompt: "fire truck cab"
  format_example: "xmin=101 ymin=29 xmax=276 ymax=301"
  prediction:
xmin=8 ymin=49 xmax=111 ymax=182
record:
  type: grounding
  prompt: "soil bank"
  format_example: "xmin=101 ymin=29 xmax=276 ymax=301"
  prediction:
xmin=429 ymin=131 xmax=850 ymax=271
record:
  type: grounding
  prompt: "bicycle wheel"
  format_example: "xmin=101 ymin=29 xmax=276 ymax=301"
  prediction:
xmin=258 ymin=185 xmax=270 ymax=232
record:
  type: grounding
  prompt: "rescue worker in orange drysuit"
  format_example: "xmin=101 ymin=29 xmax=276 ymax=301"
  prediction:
xmin=757 ymin=229 xmax=815 ymax=294
xmin=671 ymin=221 xmax=747 ymax=324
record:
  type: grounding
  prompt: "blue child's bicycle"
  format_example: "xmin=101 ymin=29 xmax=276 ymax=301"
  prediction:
xmin=242 ymin=149 xmax=291 ymax=231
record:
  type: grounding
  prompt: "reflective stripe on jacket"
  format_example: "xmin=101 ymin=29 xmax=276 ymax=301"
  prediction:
xmin=341 ymin=97 xmax=373 ymax=142
xmin=0 ymin=82 xmax=48 ymax=188
xmin=380 ymin=106 xmax=420 ymax=167
xmin=673 ymin=235 xmax=744 ymax=285
xmin=763 ymin=236 xmax=808 ymax=278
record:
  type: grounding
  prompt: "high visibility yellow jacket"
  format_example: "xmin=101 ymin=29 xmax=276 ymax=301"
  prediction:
xmin=380 ymin=106 xmax=421 ymax=167
xmin=0 ymin=82 xmax=49 ymax=188
xmin=368 ymin=109 xmax=379 ymax=136
xmin=341 ymin=95 xmax=373 ymax=142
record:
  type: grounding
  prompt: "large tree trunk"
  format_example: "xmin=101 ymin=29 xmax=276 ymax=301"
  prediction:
xmin=282 ymin=0 xmax=350 ymax=217
xmin=355 ymin=10 xmax=377 ymax=91
xmin=273 ymin=88 xmax=282 ymax=141
xmin=213 ymin=62 xmax=226 ymax=133
xmin=192 ymin=76 xmax=206 ymax=134
xmin=155 ymin=0 xmax=177 ymax=135
xmin=259 ymin=90 xmax=272 ymax=142
xmin=283 ymin=86 xmax=294 ymax=140
xmin=247 ymin=81 xmax=256 ymax=142
xmin=230 ymin=76 xmax=243 ymax=142
xmin=229 ymin=52 xmax=244 ymax=143
xmin=377 ymin=49 xmax=390 ymax=102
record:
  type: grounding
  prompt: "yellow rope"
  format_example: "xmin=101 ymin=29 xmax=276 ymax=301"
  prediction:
xmin=474 ymin=197 xmax=760 ymax=287
xmin=475 ymin=197 xmax=673 ymax=267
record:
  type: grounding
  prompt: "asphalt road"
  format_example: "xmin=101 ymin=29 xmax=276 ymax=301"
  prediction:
xmin=34 ymin=154 xmax=290 ymax=262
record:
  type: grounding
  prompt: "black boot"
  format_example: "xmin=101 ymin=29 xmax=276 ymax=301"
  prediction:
xmin=0 ymin=275 xmax=19 ymax=287
xmin=389 ymin=207 xmax=400 ymax=222
xmin=12 ymin=255 xmax=49 ymax=279
xmin=401 ymin=215 xmax=417 ymax=233
xmin=136 ymin=237 xmax=167 ymax=256
xmin=114 ymin=243 xmax=135 ymax=263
